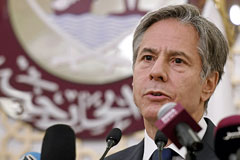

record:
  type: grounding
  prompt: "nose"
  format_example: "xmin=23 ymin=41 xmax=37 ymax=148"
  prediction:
xmin=149 ymin=57 xmax=168 ymax=82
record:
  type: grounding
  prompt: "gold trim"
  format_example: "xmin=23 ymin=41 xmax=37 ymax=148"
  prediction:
xmin=213 ymin=0 xmax=236 ymax=49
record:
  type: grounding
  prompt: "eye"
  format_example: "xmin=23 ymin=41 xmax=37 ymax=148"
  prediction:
xmin=174 ymin=58 xmax=183 ymax=64
xmin=143 ymin=55 xmax=153 ymax=61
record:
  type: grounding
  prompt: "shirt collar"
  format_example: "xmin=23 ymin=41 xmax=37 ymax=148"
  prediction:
xmin=143 ymin=116 xmax=208 ymax=160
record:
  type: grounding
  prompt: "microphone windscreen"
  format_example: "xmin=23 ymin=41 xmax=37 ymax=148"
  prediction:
xmin=154 ymin=130 xmax=168 ymax=147
xmin=106 ymin=128 xmax=122 ymax=146
xmin=40 ymin=124 xmax=76 ymax=160
xmin=155 ymin=102 xmax=201 ymax=148
xmin=214 ymin=115 xmax=240 ymax=160
xmin=19 ymin=152 xmax=40 ymax=160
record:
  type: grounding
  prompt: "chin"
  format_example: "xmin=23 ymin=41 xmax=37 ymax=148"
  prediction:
xmin=142 ymin=111 xmax=158 ymax=122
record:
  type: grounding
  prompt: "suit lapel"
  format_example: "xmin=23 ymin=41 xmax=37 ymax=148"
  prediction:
xmin=126 ymin=139 xmax=144 ymax=160
xmin=195 ymin=118 xmax=219 ymax=160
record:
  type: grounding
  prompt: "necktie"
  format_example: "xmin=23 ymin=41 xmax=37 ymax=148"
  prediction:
xmin=151 ymin=148 xmax=179 ymax=160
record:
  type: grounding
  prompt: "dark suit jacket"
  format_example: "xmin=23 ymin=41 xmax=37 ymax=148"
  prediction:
xmin=105 ymin=118 xmax=219 ymax=160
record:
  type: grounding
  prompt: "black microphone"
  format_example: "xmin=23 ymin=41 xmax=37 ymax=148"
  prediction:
xmin=214 ymin=115 xmax=240 ymax=160
xmin=154 ymin=130 xmax=168 ymax=160
xmin=100 ymin=128 xmax=122 ymax=160
xmin=155 ymin=102 xmax=203 ymax=152
xmin=40 ymin=124 xmax=76 ymax=160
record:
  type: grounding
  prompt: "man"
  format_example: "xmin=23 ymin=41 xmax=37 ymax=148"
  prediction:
xmin=106 ymin=4 xmax=228 ymax=160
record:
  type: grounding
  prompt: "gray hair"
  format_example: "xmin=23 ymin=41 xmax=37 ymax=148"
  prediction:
xmin=132 ymin=4 xmax=229 ymax=108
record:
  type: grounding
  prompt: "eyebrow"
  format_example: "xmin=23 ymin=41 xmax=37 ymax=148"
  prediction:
xmin=139 ymin=47 xmax=159 ymax=56
xmin=140 ymin=48 xmax=189 ymax=57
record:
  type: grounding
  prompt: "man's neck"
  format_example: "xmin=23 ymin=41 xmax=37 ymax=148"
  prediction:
xmin=143 ymin=118 xmax=158 ymax=140
xmin=144 ymin=118 xmax=172 ymax=146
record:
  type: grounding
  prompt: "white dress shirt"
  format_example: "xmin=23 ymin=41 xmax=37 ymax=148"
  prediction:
xmin=142 ymin=116 xmax=208 ymax=160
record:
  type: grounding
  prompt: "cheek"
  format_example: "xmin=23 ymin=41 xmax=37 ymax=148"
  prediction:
xmin=132 ymin=83 xmax=143 ymax=115
xmin=132 ymin=72 xmax=147 ymax=107
xmin=133 ymin=70 xmax=145 ymax=91
xmin=132 ymin=77 xmax=142 ymax=101
xmin=175 ymin=79 xmax=203 ymax=111
xmin=178 ymin=80 xmax=201 ymax=97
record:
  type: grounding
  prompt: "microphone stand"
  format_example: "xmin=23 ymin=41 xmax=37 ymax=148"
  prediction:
xmin=100 ymin=139 xmax=115 ymax=160
xmin=158 ymin=150 xmax=162 ymax=160
xmin=154 ymin=130 xmax=168 ymax=160
xmin=100 ymin=148 xmax=110 ymax=160
xmin=156 ymin=141 xmax=164 ymax=160
xmin=186 ymin=150 xmax=196 ymax=160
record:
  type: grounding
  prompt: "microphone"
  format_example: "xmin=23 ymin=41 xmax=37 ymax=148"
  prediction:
xmin=100 ymin=128 xmax=122 ymax=160
xmin=154 ymin=130 xmax=168 ymax=160
xmin=155 ymin=102 xmax=203 ymax=152
xmin=214 ymin=115 xmax=240 ymax=160
xmin=40 ymin=124 xmax=76 ymax=160
xmin=19 ymin=152 xmax=40 ymax=160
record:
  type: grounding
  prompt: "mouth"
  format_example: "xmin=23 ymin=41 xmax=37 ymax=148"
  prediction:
xmin=151 ymin=92 xmax=163 ymax=96
xmin=144 ymin=90 xmax=172 ymax=100
xmin=146 ymin=90 xmax=169 ymax=97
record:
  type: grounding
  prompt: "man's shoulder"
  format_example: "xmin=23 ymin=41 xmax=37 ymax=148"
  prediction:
xmin=105 ymin=139 xmax=144 ymax=160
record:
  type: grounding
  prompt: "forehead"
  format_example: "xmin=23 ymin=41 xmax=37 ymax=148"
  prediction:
xmin=139 ymin=18 xmax=199 ymax=56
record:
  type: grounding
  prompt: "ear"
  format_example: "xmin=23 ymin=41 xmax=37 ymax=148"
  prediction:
xmin=201 ymin=71 xmax=219 ymax=102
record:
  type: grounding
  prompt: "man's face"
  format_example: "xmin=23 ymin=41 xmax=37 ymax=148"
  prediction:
xmin=133 ymin=18 xmax=207 ymax=122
